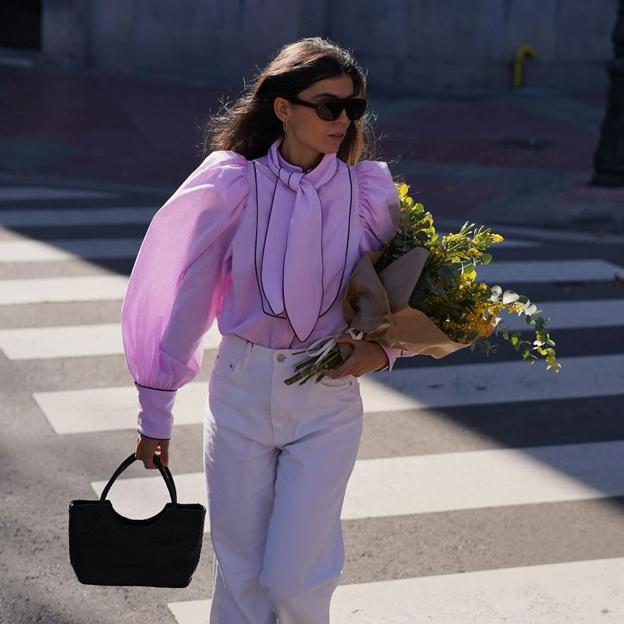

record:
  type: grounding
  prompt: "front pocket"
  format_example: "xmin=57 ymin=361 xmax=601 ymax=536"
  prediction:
xmin=318 ymin=374 xmax=355 ymax=388
xmin=211 ymin=350 xmax=244 ymax=379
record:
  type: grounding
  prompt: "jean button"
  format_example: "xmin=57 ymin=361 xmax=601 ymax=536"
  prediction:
xmin=276 ymin=353 xmax=286 ymax=362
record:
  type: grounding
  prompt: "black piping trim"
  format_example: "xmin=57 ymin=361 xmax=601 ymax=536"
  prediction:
xmin=136 ymin=431 xmax=171 ymax=441
xmin=252 ymin=161 xmax=290 ymax=321
xmin=252 ymin=157 xmax=353 ymax=346
xmin=318 ymin=161 xmax=352 ymax=319
xmin=134 ymin=382 xmax=177 ymax=392
xmin=259 ymin=164 xmax=282 ymax=316
xmin=280 ymin=172 xmax=324 ymax=344
xmin=285 ymin=160 xmax=352 ymax=345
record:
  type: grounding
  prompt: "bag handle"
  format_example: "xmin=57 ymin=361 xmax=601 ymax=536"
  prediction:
xmin=99 ymin=452 xmax=178 ymax=506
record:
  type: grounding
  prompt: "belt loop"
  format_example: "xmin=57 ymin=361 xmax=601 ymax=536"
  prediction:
xmin=242 ymin=340 xmax=253 ymax=369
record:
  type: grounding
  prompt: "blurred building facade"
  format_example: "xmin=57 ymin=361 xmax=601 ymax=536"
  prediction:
xmin=1 ymin=0 xmax=617 ymax=92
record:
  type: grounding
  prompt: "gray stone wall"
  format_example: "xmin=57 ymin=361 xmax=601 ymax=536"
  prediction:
xmin=41 ymin=0 xmax=617 ymax=91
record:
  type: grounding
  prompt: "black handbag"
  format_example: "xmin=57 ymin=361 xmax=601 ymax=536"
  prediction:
xmin=68 ymin=451 xmax=206 ymax=587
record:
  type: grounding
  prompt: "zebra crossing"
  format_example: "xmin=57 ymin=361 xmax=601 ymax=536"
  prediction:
xmin=2 ymin=297 xmax=623 ymax=360
xmin=31 ymin=354 xmax=624 ymax=434
xmin=169 ymin=558 xmax=624 ymax=624
xmin=86 ymin=438 xmax=624 ymax=526
xmin=2 ymin=184 xmax=624 ymax=622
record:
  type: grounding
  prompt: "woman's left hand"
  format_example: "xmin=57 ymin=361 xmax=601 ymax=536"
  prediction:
xmin=320 ymin=334 xmax=388 ymax=378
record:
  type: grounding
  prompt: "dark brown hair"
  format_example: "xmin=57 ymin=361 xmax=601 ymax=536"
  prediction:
xmin=203 ymin=36 xmax=379 ymax=164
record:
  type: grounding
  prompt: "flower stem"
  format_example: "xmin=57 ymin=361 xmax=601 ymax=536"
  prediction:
xmin=283 ymin=347 xmax=344 ymax=385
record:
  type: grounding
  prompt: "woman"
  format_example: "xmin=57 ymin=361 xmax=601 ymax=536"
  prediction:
xmin=122 ymin=36 xmax=410 ymax=624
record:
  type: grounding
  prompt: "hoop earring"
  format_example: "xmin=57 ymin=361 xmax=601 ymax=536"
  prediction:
xmin=283 ymin=120 xmax=288 ymax=134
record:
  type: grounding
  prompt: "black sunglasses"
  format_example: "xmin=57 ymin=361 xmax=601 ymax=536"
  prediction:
xmin=286 ymin=96 xmax=367 ymax=121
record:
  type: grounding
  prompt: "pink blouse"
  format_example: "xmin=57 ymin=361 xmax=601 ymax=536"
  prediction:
xmin=121 ymin=136 xmax=414 ymax=439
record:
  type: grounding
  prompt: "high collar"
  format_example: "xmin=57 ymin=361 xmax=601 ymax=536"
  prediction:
xmin=269 ymin=136 xmax=337 ymax=180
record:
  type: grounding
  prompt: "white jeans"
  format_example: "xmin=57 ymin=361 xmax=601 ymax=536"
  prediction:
xmin=203 ymin=333 xmax=364 ymax=624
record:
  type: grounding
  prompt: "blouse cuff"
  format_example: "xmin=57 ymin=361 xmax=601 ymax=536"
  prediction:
xmin=135 ymin=382 xmax=177 ymax=440
xmin=367 ymin=341 xmax=391 ymax=372
xmin=371 ymin=343 xmax=405 ymax=372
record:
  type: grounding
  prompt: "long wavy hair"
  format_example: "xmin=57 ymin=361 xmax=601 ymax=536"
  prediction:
xmin=203 ymin=37 xmax=379 ymax=164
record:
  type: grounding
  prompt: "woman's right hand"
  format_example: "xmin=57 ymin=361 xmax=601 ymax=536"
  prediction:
xmin=135 ymin=434 xmax=170 ymax=469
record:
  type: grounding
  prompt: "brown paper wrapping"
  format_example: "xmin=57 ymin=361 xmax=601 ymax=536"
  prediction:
xmin=342 ymin=245 xmax=488 ymax=359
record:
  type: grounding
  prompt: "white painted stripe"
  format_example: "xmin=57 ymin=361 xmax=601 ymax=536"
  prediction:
xmin=0 ymin=186 xmax=115 ymax=200
xmin=168 ymin=557 xmax=624 ymax=623
xmin=478 ymin=259 xmax=623 ymax=283
xmin=0 ymin=324 xmax=125 ymax=358
xmin=34 ymin=382 xmax=210 ymax=435
xmin=0 ymin=323 xmax=223 ymax=359
xmin=0 ymin=207 xmax=157 ymax=227
xmin=365 ymin=353 xmax=624 ymax=412
xmin=343 ymin=440 xmax=624 ymax=518
xmin=4 ymin=299 xmax=621 ymax=360
xmin=90 ymin=439 xmax=624 ymax=528
xmin=37 ymin=353 xmax=624 ymax=434
xmin=2 ymin=258 xmax=620 ymax=307
xmin=0 ymin=238 xmax=142 ymax=262
xmin=0 ymin=275 xmax=127 ymax=305
xmin=501 ymin=298 xmax=624 ymax=330
xmin=1 ymin=234 xmax=537 ymax=262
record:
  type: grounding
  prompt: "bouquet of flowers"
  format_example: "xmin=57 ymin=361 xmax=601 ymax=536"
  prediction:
xmin=284 ymin=182 xmax=561 ymax=386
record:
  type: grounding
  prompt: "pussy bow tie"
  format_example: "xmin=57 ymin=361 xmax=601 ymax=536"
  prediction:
xmin=263 ymin=138 xmax=339 ymax=342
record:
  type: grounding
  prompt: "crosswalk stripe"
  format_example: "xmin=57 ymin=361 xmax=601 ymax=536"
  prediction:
xmin=167 ymin=557 xmax=624 ymax=623
xmin=0 ymin=235 xmax=538 ymax=262
xmin=0 ymin=186 xmax=116 ymax=200
xmin=0 ymin=238 xmax=539 ymax=264
xmin=35 ymin=354 xmax=624 ymax=434
xmin=366 ymin=353 xmax=623 ymax=410
xmin=0 ymin=208 xmax=547 ymax=250
xmin=3 ymin=299 xmax=622 ymax=359
xmin=0 ymin=235 xmax=533 ymax=259
xmin=0 ymin=275 xmax=127 ymax=305
xmin=478 ymin=259 xmax=623 ymax=283
xmin=501 ymin=298 xmax=624 ymax=330
xmin=0 ymin=238 xmax=142 ymax=262
xmin=0 ymin=207 xmax=157 ymax=227
xmin=0 ymin=323 xmax=223 ymax=359
xmin=90 ymin=439 xmax=624 ymax=528
xmin=2 ymin=259 xmax=621 ymax=305
xmin=34 ymin=382 xmax=210 ymax=434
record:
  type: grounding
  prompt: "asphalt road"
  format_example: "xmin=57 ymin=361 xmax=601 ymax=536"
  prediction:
xmin=1 ymin=181 xmax=624 ymax=623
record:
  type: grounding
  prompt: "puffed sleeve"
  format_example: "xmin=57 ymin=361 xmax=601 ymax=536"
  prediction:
xmin=121 ymin=150 xmax=249 ymax=439
xmin=356 ymin=159 xmax=401 ymax=251
xmin=356 ymin=159 xmax=416 ymax=373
